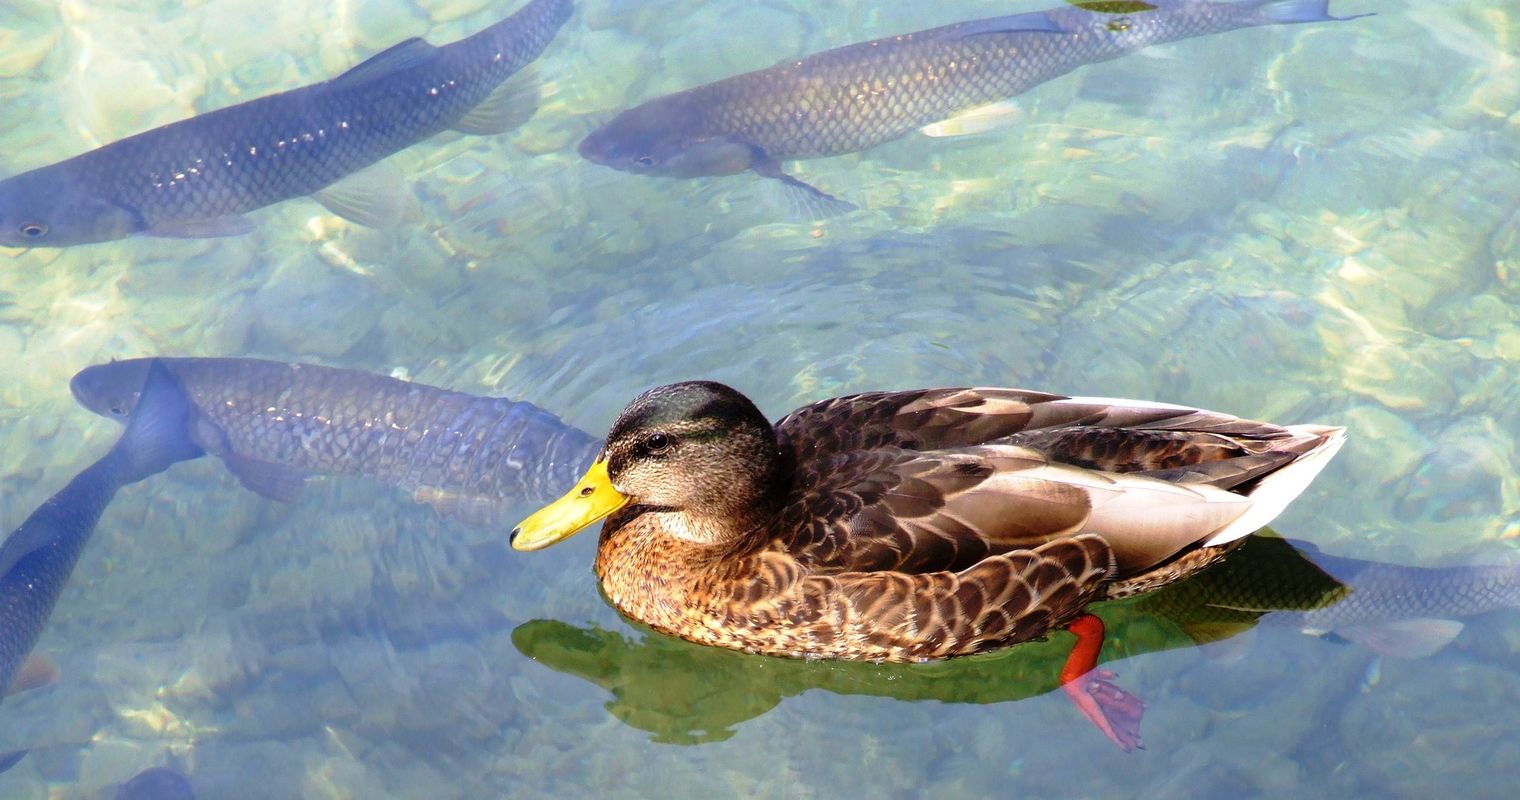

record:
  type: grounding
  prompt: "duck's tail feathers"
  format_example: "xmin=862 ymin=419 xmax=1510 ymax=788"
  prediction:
xmin=1201 ymin=425 xmax=1347 ymax=547
xmin=109 ymin=360 xmax=205 ymax=484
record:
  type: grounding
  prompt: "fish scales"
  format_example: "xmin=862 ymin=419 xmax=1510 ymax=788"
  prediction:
xmin=1298 ymin=561 xmax=1520 ymax=631
xmin=693 ymin=3 xmax=1290 ymax=160
xmin=580 ymin=1 xmax=1366 ymax=213
xmin=71 ymin=357 xmax=601 ymax=512
xmin=0 ymin=0 xmax=572 ymax=246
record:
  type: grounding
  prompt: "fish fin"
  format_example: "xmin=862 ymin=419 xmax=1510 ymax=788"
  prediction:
xmin=6 ymin=654 xmax=60 ymax=697
xmin=220 ymin=452 xmax=309 ymax=503
xmin=920 ymin=100 xmax=1023 ymax=138
xmin=1337 ymin=618 xmax=1463 ymax=659
xmin=950 ymin=11 xmax=1067 ymax=38
xmin=413 ymin=487 xmax=508 ymax=528
xmin=111 ymin=360 xmax=206 ymax=482
xmin=313 ymin=162 xmax=419 ymax=228
xmin=452 ymin=65 xmax=542 ymax=135
xmin=330 ymin=38 xmax=439 ymax=90
xmin=1197 ymin=628 xmax=1258 ymax=665
xmin=752 ymin=159 xmax=856 ymax=219
xmin=1252 ymin=0 xmax=1375 ymax=23
xmin=0 ymin=525 xmax=54 ymax=579
xmin=1178 ymin=620 xmax=1260 ymax=647
xmin=0 ymin=750 xmax=27 ymax=775
xmin=143 ymin=215 xmax=256 ymax=239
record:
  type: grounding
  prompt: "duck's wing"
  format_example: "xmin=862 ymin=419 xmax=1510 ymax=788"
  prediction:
xmin=774 ymin=387 xmax=1290 ymax=461
xmin=774 ymin=388 xmax=1066 ymax=457
xmin=780 ymin=443 xmax=1254 ymax=576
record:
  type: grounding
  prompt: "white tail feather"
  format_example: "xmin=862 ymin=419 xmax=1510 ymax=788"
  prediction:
xmin=1201 ymin=426 xmax=1348 ymax=547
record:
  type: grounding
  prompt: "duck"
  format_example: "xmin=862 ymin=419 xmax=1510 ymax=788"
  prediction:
xmin=510 ymin=382 xmax=1344 ymax=726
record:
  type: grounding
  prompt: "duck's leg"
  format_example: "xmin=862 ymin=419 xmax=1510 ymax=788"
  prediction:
xmin=1058 ymin=614 xmax=1145 ymax=752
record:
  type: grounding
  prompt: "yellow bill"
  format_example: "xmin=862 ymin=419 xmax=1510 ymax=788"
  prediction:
xmin=511 ymin=458 xmax=631 ymax=551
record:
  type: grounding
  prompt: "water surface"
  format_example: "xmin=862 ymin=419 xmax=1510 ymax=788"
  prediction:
xmin=2 ymin=0 xmax=1518 ymax=796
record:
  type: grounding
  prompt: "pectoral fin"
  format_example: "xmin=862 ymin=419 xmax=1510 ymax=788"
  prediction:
xmin=1336 ymin=618 xmax=1464 ymax=659
xmin=751 ymin=158 xmax=857 ymax=219
xmin=452 ymin=66 xmax=542 ymax=135
xmin=920 ymin=100 xmax=1023 ymax=138
xmin=188 ymin=417 xmax=309 ymax=503
xmin=144 ymin=215 xmax=256 ymax=239
xmin=222 ymin=452 xmax=309 ymax=503
xmin=7 ymin=654 xmax=59 ymax=696
xmin=413 ymin=487 xmax=509 ymax=528
xmin=313 ymin=162 xmax=419 ymax=227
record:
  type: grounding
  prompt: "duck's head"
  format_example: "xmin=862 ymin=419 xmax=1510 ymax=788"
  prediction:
xmin=511 ymin=381 xmax=786 ymax=551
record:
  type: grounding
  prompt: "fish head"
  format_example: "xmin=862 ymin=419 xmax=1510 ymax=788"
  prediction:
xmin=578 ymin=97 xmax=755 ymax=179
xmin=71 ymin=359 xmax=153 ymax=421
xmin=0 ymin=169 xmax=143 ymax=248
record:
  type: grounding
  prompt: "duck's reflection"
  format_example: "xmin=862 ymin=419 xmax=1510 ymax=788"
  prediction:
xmin=512 ymin=534 xmax=1520 ymax=745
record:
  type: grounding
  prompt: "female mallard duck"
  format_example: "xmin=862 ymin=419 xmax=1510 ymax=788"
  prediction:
xmin=511 ymin=382 xmax=1345 ymax=664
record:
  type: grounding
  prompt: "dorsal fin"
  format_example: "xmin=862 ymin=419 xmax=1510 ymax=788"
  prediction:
xmin=330 ymin=39 xmax=438 ymax=90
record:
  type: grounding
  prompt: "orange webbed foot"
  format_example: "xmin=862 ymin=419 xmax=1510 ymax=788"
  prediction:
xmin=1058 ymin=614 xmax=1146 ymax=752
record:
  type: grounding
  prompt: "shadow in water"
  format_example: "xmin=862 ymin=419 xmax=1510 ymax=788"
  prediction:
xmin=512 ymin=533 xmax=1520 ymax=744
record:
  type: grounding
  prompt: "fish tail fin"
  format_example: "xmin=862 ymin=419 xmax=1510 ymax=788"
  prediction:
xmin=109 ymin=360 xmax=205 ymax=483
xmin=1253 ymin=0 xmax=1375 ymax=24
xmin=0 ymin=750 xmax=27 ymax=775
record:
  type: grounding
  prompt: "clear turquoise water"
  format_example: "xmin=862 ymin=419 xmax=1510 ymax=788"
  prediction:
xmin=1 ymin=0 xmax=1519 ymax=796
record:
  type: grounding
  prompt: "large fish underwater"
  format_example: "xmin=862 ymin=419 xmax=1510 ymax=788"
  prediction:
xmin=70 ymin=356 xmax=601 ymax=524
xmin=0 ymin=362 xmax=203 ymax=774
xmin=0 ymin=0 xmax=573 ymax=248
xmin=578 ymin=0 xmax=1370 ymax=215
xmin=513 ymin=534 xmax=1520 ymax=750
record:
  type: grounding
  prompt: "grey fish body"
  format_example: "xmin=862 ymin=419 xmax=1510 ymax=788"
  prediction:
xmin=579 ymin=0 xmax=1366 ymax=213
xmin=0 ymin=0 xmax=572 ymax=247
xmin=1292 ymin=554 xmax=1520 ymax=634
xmin=71 ymin=357 xmax=601 ymax=523
xmin=1134 ymin=535 xmax=1520 ymax=659
xmin=0 ymin=363 xmax=200 ymax=739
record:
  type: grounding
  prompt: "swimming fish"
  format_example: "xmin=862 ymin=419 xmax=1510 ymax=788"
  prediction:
xmin=70 ymin=357 xmax=601 ymax=524
xmin=578 ymin=0 xmax=1369 ymax=215
xmin=1138 ymin=536 xmax=1520 ymax=658
xmin=0 ymin=0 xmax=573 ymax=247
xmin=0 ymin=362 xmax=203 ymax=773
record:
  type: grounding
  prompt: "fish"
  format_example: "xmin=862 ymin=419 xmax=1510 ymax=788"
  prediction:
xmin=578 ymin=0 xmax=1370 ymax=216
xmin=0 ymin=361 xmax=204 ymax=773
xmin=0 ymin=0 xmax=574 ymax=248
xmin=1137 ymin=536 xmax=1520 ymax=658
xmin=70 ymin=357 xmax=602 ymax=524
xmin=115 ymin=767 xmax=196 ymax=800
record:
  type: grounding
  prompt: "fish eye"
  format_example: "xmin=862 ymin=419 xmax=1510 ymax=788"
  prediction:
xmin=634 ymin=155 xmax=655 ymax=168
xmin=18 ymin=222 xmax=47 ymax=238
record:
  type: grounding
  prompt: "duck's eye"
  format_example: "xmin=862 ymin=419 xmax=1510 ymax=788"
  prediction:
xmin=19 ymin=222 xmax=47 ymax=238
xmin=634 ymin=155 xmax=655 ymax=168
xmin=109 ymin=405 xmax=127 ymax=416
xmin=644 ymin=432 xmax=672 ymax=454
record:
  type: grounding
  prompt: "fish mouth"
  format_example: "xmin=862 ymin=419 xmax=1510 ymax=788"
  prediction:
xmin=575 ymin=130 xmax=618 ymax=167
